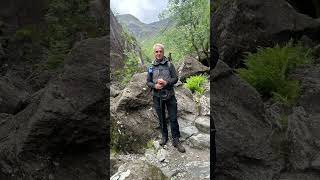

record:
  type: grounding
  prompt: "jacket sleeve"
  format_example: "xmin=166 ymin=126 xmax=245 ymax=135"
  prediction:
xmin=166 ymin=63 xmax=178 ymax=87
xmin=146 ymin=69 xmax=155 ymax=89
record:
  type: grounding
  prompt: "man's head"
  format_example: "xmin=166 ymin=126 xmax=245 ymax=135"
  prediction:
xmin=153 ymin=43 xmax=165 ymax=61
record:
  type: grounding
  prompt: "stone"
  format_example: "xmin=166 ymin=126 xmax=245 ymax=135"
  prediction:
xmin=195 ymin=116 xmax=210 ymax=134
xmin=157 ymin=149 xmax=168 ymax=162
xmin=178 ymin=56 xmax=210 ymax=82
xmin=188 ymin=134 xmax=210 ymax=149
xmin=180 ymin=126 xmax=199 ymax=140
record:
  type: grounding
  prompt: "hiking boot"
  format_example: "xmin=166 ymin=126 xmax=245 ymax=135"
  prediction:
xmin=159 ymin=136 xmax=168 ymax=146
xmin=173 ymin=138 xmax=186 ymax=153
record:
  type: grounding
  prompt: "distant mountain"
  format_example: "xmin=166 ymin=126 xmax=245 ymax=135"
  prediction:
xmin=116 ymin=14 xmax=174 ymax=41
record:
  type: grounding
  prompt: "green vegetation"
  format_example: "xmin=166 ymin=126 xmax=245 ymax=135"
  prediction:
xmin=114 ymin=29 xmax=146 ymax=85
xmin=15 ymin=25 xmax=42 ymax=42
xmin=184 ymin=75 xmax=208 ymax=95
xmin=43 ymin=0 xmax=106 ymax=69
xmin=141 ymin=0 xmax=210 ymax=65
xmin=14 ymin=0 xmax=106 ymax=70
xmin=111 ymin=120 xmax=120 ymax=153
xmin=141 ymin=27 xmax=193 ymax=65
xmin=145 ymin=140 xmax=155 ymax=150
xmin=120 ymin=50 xmax=143 ymax=85
xmin=271 ymin=115 xmax=291 ymax=167
xmin=160 ymin=0 xmax=210 ymax=62
xmin=237 ymin=42 xmax=313 ymax=105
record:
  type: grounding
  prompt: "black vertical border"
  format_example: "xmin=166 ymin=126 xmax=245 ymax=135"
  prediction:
xmin=105 ymin=0 xmax=111 ymax=178
xmin=210 ymin=0 xmax=219 ymax=179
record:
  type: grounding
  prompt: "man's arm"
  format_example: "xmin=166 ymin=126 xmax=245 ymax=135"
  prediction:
xmin=166 ymin=63 xmax=178 ymax=86
xmin=146 ymin=69 xmax=155 ymax=89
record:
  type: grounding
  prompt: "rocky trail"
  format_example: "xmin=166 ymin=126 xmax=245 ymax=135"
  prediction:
xmin=111 ymin=136 xmax=210 ymax=180
xmin=110 ymin=53 xmax=211 ymax=179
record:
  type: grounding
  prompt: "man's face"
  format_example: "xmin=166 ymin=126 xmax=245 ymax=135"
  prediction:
xmin=154 ymin=46 xmax=164 ymax=60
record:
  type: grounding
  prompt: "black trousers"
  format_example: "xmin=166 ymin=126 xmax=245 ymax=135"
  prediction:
xmin=153 ymin=95 xmax=180 ymax=139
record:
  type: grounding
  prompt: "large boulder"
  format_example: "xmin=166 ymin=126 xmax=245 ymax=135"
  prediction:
xmin=111 ymin=107 xmax=159 ymax=154
xmin=213 ymin=0 xmax=320 ymax=68
xmin=287 ymin=107 xmax=320 ymax=170
xmin=212 ymin=60 xmax=282 ymax=179
xmin=0 ymin=37 xmax=108 ymax=179
xmin=178 ymin=56 xmax=210 ymax=82
xmin=175 ymin=85 xmax=198 ymax=123
xmin=111 ymin=72 xmax=158 ymax=153
xmin=114 ymin=72 xmax=152 ymax=112
xmin=286 ymin=63 xmax=320 ymax=172
xmin=290 ymin=63 xmax=320 ymax=115
xmin=0 ymin=76 xmax=29 ymax=114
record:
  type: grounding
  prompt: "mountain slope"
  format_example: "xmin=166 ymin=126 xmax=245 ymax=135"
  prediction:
xmin=116 ymin=14 xmax=174 ymax=41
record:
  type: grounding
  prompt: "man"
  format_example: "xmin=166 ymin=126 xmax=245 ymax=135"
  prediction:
xmin=146 ymin=43 xmax=185 ymax=153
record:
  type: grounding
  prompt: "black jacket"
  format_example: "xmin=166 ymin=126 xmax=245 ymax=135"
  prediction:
xmin=146 ymin=57 xmax=178 ymax=97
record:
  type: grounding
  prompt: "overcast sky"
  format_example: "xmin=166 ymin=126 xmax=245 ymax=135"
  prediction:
xmin=111 ymin=0 xmax=169 ymax=24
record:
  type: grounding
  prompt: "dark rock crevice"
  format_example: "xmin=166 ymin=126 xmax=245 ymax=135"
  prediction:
xmin=287 ymin=0 xmax=320 ymax=18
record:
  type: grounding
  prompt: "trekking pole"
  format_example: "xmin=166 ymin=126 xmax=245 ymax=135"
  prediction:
xmin=159 ymin=89 xmax=164 ymax=137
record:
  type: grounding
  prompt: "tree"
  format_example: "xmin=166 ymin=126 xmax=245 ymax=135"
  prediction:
xmin=161 ymin=0 xmax=210 ymax=64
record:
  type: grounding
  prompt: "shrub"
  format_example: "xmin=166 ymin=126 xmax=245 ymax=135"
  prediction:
xmin=15 ymin=26 xmax=40 ymax=42
xmin=237 ymin=42 xmax=313 ymax=105
xmin=121 ymin=50 xmax=142 ymax=85
xmin=46 ymin=53 xmax=65 ymax=69
xmin=184 ymin=74 xmax=208 ymax=95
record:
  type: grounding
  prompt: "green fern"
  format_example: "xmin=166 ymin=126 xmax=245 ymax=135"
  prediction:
xmin=238 ymin=41 xmax=313 ymax=105
xmin=184 ymin=75 xmax=208 ymax=95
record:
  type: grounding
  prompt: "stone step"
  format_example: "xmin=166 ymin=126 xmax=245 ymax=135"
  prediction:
xmin=195 ymin=116 xmax=210 ymax=134
xmin=180 ymin=126 xmax=199 ymax=141
xmin=187 ymin=133 xmax=210 ymax=149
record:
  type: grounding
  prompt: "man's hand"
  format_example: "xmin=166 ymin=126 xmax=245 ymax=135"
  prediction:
xmin=155 ymin=83 xmax=163 ymax=90
xmin=157 ymin=79 xmax=167 ymax=86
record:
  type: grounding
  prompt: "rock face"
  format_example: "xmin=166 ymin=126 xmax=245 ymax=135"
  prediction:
xmin=212 ymin=1 xmax=320 ymax=179
xmin=211 ymin=59 xmax=320 ymax=179
xmin=287 ymin=0 xmax=320 ymax=18
xmin=214 ymin=0 xmax=320 ymax=68
xmin=0 ymin=0 xmax=47 ymax=28
xmin=212 ymin=60 xmax=282 ymax=179
xmin=287 ymin=107 xmax=320 ymax=170
xmin=0 ymin=37 xmax=108 ymax=179
xmin=110 ymin=10 xmax=126 ymax=73
xmin=290 ymin=64 xmax=320 ymax=115
xmin=178 ymin=56 xmax=210 ymax=82
xmin=0 ymin=76 xmax=28 ymax=114
xmin=286 ymin=63 xmax=320 ymax=171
